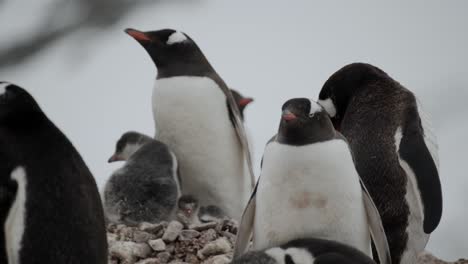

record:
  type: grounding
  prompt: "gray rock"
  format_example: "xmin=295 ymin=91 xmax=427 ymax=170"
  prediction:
xmin=162 ymin=221 xmax=184 ymax=242
xmin=202 ymin=254 xmax=231 ymax=264
xmin=199 ymin=229 xmax=217 ymax=242
xmin=149 ymin=239 xmax=166 ymax=252
xmin=109 ymin=241 xmax=152 ymax=264
xmin=157 ymin=252 xmax=172 ymax=263
xmin=179 ymin=230 xmax=201 ymax=241
xmin=134 ymin=230 xmax=155 ymax=243
xmin=197 ymin=237 xmax=232 ymax=259
xmin=136 ymin=258 xmax=161 ymax=264
xmin=190 ymin=222 xmax=218 ymax=231
xmin=139 ymin=222 xmax=166 ymax=233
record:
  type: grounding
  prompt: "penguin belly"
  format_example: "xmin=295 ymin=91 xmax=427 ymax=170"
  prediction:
xmin=153 ymin=76 xmax=250 ymax=220
xmin=253 ymin=140 xmax=370 ymax=255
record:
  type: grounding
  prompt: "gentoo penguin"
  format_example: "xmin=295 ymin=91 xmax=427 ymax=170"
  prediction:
xmin=125 ymin=28 xmax=255 ymax=220
xmin=234 ymin=98 xmax=391 ymax=264
xmin=104 ymin=131 xmax=180 ymax=225
xmin=318 ymin=63 xmax=442 ymax=264
xmin=0 ymin=82 xmax=107 ymax=263
xmin=176 ymin=195 xmax=226 ymax=226
xmin=232 ymin=238 xmax=376 ymax=264
xmin=230 ymin=89 xmax=254 ymax=121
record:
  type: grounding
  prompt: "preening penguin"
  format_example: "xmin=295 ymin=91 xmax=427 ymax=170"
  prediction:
xmin=125 ymin=28 xmax=255 ymax=220
xmin=318 ymin=63 xmax=442 ymax=263
xmin=0 ymin=82 xmax=107 ymax=263
xmin=104 ymin=131 xmax=180 ymax=225
xmin=234 ymin=98 xmax=390 ymax=264
xmin=232 ymin=238 xmax=376 ymax=264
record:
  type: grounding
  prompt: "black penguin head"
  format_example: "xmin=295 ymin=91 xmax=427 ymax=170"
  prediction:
xmin=230 ymin=89 xmax=254 ymax=119
xmin=278 ymin=98 xmax=335 ymax=145
xmin=0 ymin=82 xmax=44 ymax=127
xmin=177 ymin=195 xmax=199 ymax=217
xmin=318 ymin=63 xmax=388 ymax=131
xmin=125 ymin=28 xmax=212 ymax=76
xmin=108 ymin=131 xmax=152 ymax=162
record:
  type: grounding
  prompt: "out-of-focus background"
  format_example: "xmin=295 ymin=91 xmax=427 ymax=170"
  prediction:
xmin=1 ymin=0 xmax=466 ymax=259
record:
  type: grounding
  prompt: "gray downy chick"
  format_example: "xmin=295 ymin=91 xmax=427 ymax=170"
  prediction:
xmin=176 ymin=195 xmax=227 ymax=226
xmin=104 ymin=131 xmax=180 ymax=226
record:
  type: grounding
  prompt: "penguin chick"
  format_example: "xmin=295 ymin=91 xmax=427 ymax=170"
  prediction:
xmin=176 ymin=195 xmax=201 ymax=226
xmin=104 ymin=131 xmax=180 ymax=225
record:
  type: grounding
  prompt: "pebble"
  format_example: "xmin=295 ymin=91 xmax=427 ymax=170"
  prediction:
xmin=197 ymin=237 xmax=232 ymax=259
xmin=149 ymin=239 xmax=167 ymax=252
xmin=133 ymin=230 xmax=154 ymax=243
xmin=140 ymin=222 xmax=166 ymax=233
xmin=162 ymin=221 xmax=184 ymax=242
xmin=135 ymin=258 xmax=161 ymax=264
xmin=109 ymin=241 xmax=152 ymax=264
xmin=190 ymin=222 xmax=218 ymax=231
xmin=157 ymin=252 xmax=172 ymax=263
xmin=179 ymin=230 xmax=201 ymax=241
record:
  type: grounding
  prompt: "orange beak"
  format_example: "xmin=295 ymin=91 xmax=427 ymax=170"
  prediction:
xmin=125 ymin=28 xmax=151 ymax=42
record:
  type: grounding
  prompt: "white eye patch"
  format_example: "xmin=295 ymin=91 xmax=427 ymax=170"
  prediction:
xmin=309 ymin=99 xmax=323 ymax=116
xmin=0 ymin=82 xmax=11 ymax=95
xmin=317 ymin=98 xmax=337 ymax=117
xmin=167 ymin=31 xmax=188 ymax=45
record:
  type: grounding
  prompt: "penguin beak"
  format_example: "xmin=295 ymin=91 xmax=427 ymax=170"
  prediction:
xmin=125 ymin=28 xmax=151 ymax=42
xmin=238 ymin=98 xmax=254 ymax=107
xmin=108 ymin=154 xmax=122 ymax=163
xmin=282 ymin=110 xmax=297 ymax=121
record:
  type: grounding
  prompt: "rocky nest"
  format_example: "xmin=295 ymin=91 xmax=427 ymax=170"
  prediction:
xmin=107 ymin=219 xmax=237 ymax=264
xmin=107 ymin=219 xmax=467 ymax=264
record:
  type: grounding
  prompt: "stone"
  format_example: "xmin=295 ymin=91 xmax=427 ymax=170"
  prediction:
xmin=197 ymin=237 xmax=232 ymax=259
xmin=190 ymin=222 xmax=218 ymax=231
xmin=134 ymin=230 xmax=155 ymax=243
xmin=162 ymin=221 xmax=184 ymax=242
xmin=199 ymin=229 xmax=217 ymax=242
xmin=139 ymin=222 xmax=166 ymax=233
xmin=136 ymin=258 xmax=161 ymax=264
xmin=202 ymin=254 xmax=231 ymax=264
xmin=179 ymin=230 xmax=201 ymax=241
xmin=149 ymin=239 xmax=167 ymax=252
xmin=109 ymin=241 xmax=152 ymax=264
xmin=157 ymin=252 xmax=172 ymax=263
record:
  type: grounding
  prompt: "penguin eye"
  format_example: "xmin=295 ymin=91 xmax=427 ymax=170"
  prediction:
xmin=309 ymin=113 xmax=315 ymax=118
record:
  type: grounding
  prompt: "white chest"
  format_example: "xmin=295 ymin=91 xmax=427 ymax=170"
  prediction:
xmin=254 ymin=141 xmax=370 ymax=254
xmin=152 ymin=76 xmax=249 ymax=219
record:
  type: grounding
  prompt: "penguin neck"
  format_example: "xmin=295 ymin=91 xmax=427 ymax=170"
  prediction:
xmin=277 ymin=125 xmax=336 ymax=146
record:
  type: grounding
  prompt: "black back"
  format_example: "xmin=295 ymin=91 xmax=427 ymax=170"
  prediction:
xmin=0 ymin=83 xmax=107 ymax=263
xmin=318 ymin=63 xmax=442 ymax=263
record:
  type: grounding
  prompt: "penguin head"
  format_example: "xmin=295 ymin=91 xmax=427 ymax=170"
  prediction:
xmin=177 ymin=195 xmax=199 ymax=218
xmin=125 ymin=28 xmax=210 ymax=72
xmin=318 ymin=63 xmax=388 ymax=131
xmin=278 ymin=98 xmax=335 ymax=145
xmin=108 ymin=131 xmax=152 ymax=162
xmin=230 ymin=89 xmax=254 ymax=119
xmin=0 ymin=82 xmax=43 ymax=126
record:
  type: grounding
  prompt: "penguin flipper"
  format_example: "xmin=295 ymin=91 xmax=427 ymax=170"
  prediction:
xmin=399 ymin=107 xmax=442 ymax=233
xmin=225 ymin=89 xmax=256 ymax=188
xmin=233 ymin=178 xmax=259 ymax=258
xmin=361 ymin=181 xmax=392 ymax=264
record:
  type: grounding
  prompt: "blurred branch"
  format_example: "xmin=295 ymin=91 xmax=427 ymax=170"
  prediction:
xmin=0 ymin=0 xmax=151 ymax=69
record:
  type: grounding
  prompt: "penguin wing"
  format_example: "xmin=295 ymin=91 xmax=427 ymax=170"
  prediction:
xmin=225 ymin=89 xmax=256 ymax=188
xmin=399 ymin=104 xmax=442 ymax=233
xmin=233 ymin=178 xmax=259 ymax=258
xmin=361 ymin=181 xmax=392 ymax=264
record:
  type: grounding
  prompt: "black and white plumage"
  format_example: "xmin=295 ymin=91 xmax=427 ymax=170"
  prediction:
xmin=0 ymin=82 xmax=107 ymax=263
xmin=125 ymin=28 xmax=255 ymax=221
xmin=234 ymin=98 xmax=391 ymax=264
xmin=232 ymin=238 xmax=376 ymax=264
xmin=104 ymin=131 xmax=180 ymax=225
xmin=318 ymin=63 xmax=442 ymax=264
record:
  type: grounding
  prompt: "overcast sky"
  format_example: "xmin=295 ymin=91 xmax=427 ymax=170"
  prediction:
xmin=1 ymin=0 xmax=467 ymax=260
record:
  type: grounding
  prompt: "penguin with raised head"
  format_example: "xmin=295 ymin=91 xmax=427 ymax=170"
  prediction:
xmin=104 ymin=131 xmax=180 ymax=225
xmin=125 ymin=28 xmax=255 ymax=220
xmin=234 ymin=98 xmax=391 ymax=264
xmin=229 ymin=89 xmax=254 ymax=121
xmin=233 ymin=238 xmax=376 ymax=264
xmin=317 ymin=63 xmax=442 ymax=264
xmin=0 ymin=82 xmax=107 ymax=263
